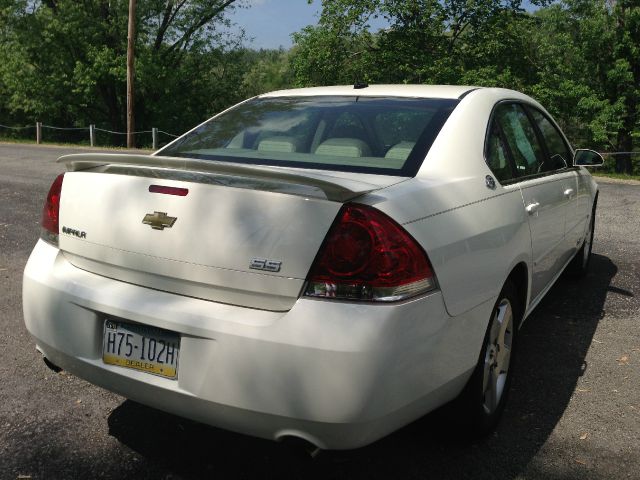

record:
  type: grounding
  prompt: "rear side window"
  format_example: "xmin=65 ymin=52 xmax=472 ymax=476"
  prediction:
xmin=159 ymin=96 xmax=458 ymax=176
xmin=494 ymin=103 xmax=546 ymax=176
xmin=486 ymin=122 xmax=514 ymax=183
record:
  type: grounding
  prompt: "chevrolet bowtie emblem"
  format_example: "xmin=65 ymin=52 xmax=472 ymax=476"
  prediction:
xmin=142 ymin=211 xmax=177 ymax=230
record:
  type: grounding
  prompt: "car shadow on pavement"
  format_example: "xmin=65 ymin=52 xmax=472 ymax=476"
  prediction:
xmin=107 ymin=253 xmax=616 ymax=479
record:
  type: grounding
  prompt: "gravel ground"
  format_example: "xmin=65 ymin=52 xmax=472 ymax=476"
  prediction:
xmin=1 ymin=143 xmax=638 ymax=480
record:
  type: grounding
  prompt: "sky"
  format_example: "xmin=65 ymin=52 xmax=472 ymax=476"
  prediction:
xmin=229 ymin=0 xmax=323 ymax=50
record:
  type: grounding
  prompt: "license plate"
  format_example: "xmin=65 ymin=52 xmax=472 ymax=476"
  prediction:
xmin=102 ymin=319 xmax=180 ymax=379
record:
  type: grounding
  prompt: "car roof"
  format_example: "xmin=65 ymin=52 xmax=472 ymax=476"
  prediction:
xmin=259 ymin=84 xmax=481 ymax=100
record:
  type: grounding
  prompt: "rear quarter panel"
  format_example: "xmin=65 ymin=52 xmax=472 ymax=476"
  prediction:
xmin=362 ymin=177 xmax=531 ymax=318
xmin=359 ymin=89 xmax=534 ymax=318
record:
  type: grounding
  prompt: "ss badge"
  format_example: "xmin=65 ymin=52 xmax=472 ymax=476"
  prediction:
xmin=250 ymin=258 xmax=282 ymax=273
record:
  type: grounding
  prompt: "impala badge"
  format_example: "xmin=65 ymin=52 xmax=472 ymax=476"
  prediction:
xmin=142 ymin=211 xmax=177 ymax=230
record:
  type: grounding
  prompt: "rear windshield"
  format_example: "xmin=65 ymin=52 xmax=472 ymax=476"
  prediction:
xmin=158 ymin=96 xmax=459 ymax=176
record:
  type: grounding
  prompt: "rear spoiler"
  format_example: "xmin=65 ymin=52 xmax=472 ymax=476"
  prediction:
xmin=57 ymin=153 xmax=382 ymax=202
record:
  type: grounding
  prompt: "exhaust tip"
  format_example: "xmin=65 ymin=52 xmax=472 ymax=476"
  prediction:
xmin=43 ymin=356 xmax=62 ymax=373
xmin=277 ymin=434 xmax=323 ymax=459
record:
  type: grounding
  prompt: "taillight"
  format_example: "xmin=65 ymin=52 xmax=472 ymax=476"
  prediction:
xmin=304 ymin=203 xmax=436 ymax=302
xmin=41 ymin=173 xmax=64 ymax=245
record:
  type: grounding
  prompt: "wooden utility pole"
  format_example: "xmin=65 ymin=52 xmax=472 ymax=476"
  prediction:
xmin=127 ymin=0 xmax=136 ymax=148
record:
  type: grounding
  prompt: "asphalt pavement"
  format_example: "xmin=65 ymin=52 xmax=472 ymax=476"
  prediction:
xmin=1 ymin=143 xmax=638 ymax=479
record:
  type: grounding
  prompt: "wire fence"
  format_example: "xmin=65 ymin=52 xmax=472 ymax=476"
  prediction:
xmin=589 ymin=151 xmax=640 ymax=176
xmin=1 ymin=121 xmax=638 ymax=174
xmin=0 ymin=122 xmax=179 ymax=150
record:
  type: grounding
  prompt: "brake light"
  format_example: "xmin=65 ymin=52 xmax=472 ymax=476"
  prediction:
xmin=149 ymin=185 xmax=189 ymax=196
xmin=41 ymin=173 xmax=64 ymax=245
xmin=304 ymin=203 xmax=436 ymax=302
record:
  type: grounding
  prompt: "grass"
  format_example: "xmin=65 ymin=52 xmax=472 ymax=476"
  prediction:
xmin=0 ymin=137 xmax=153 ymax=151
xmin=591 ymin=171 xmax=640 ymax=181
xmin=1 ymin=138 xmax=639 ymax=179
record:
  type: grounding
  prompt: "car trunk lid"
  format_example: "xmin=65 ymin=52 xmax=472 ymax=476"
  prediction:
xmin=56 ymin=153 xmax=406 ymax=311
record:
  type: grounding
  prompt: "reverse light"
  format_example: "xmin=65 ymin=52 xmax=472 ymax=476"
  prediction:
xmin=41 ymin=173 xmax=64 ymax=246
xmin=304 ymin=203 xmax=436 ymax=302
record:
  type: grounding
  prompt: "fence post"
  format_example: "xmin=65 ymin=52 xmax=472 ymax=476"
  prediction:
xmin=152 ymin=128 xmax=158 ymax=150
xmin=90 ymin=124 xmax=95 ymax=147
xmin=36 ymin=122 xmax=42 ymax=144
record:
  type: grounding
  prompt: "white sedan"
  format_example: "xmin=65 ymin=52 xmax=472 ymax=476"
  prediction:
xmin=23 ymin=85 xmax=603 ymax=450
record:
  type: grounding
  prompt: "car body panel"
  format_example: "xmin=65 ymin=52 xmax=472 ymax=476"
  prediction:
xmin=257 ymin=84 xmax=475 ymax=99
xmin=358 ymin=177 xmax=530 ymax=317
xmin=58 ymin=171 xmax=344 ymax=311
xmin=576 ymin=168 xmax=598 ymax=235
xmin=519 ymin=171 xmax=578 ymax=302
xmin=564 ymin=171 xmax=583 ymax=253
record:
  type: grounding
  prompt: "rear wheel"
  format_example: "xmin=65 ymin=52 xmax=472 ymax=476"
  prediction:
xmin=458 ymin=281 xmax=519 ymax=435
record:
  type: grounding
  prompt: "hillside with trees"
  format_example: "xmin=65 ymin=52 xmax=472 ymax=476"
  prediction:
xmin=0 ymin=0 xmax=638 ymax=172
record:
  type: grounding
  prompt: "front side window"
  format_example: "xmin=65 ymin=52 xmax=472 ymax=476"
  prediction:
xmin=528 ymin=108 xmax=571 ymax=171
xmin=158 ymin=96 xmax=458 ymax=176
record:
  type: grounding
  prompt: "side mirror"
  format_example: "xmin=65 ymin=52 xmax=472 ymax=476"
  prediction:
xmin=573 ymin=149 xmax=604 ymax=167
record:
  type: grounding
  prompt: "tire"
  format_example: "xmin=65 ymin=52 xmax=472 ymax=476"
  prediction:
xmin=458 ymin=280 xmax=520 ymax=436
xmin=568 ymin=202 xmax=596 ymax=277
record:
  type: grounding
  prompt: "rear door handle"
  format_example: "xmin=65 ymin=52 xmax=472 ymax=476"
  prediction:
xmin=525 ymin=202 xmax=540 ymax=214
xmin=564 ymin=188 xmax=575 ymax=198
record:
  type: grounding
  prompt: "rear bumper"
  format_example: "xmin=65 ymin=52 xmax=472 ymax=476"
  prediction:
xmin=23 ymin=240 xmax=490 ymax=449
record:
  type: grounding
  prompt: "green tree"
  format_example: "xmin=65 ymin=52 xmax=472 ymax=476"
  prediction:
xmin=290 ymin=0 xmax=639 ymax=173
xmin=241 ymin=48 xmax=295 ymax=96
xmin=524 ymin=1 xmax=639 ymax=172
xmin=291 ymin=0 xmax=539 ymax=86
xmin=0 ymin=0 xmax=246 ymax=142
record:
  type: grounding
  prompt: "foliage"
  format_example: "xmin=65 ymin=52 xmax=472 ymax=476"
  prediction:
xmin=524 ymin=1 xmax=640 ymax=173
xmin=241 ymin=48 xmax=294 ymax=95
xmin=0 ymin=0 xmax=251 ymax=143
xmin=0 ymin=0 xmax=638 ymax=172
xmin=291 ymin=0 xmax=538 ymax=86
xmin=290 ymin=0 xmax=639 ymax=173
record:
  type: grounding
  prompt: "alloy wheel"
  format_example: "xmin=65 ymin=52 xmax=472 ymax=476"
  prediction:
xmin=482 ymin=299 xmax=514 ymax=415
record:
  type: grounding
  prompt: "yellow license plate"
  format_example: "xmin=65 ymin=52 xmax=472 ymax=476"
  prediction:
xmin=102 ymin=319 xmax=180 ymax=379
